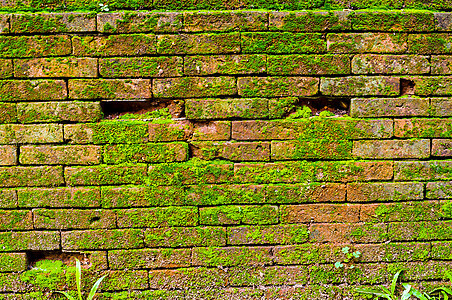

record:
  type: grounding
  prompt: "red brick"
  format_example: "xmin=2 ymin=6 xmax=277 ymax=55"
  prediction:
xmin=192 ymin=121 xmax=231 ymax=141
xmin=0 ymin=210 xmax=32 ymax=230
xmin=327 ymin=33 xmax=407 ymax=53
xmin=426 ymin=181 xmax=452 ymax=199
xmin=269 ymin=11 xmax=351 ymax=32
xmin=17 ymin=187 xmax=100 ymax=208
xmin=191 ymin=141 xmax=270 ymax=161
xmin=309 ymin=223 xmax=388 ymax=243
xmin=0 ymin=59 xmax=12 ymax=78
xmin=20 ymin=145 xmax=101 ymax=165
xmin=321 ymin=76 xmax=400 ymax=96
xmin=108 ymin=249 xmax=191 ymax=270
xmin=184 ymin=11 xmax=267 ymax=32
xmin=388 ymin=221 xmax=452 ymax=241
xmin=33 ymin=209 xmax=116 ymax=229
xmin=157 ymin=33 xmax=241 ymax=54
xmin=271 ymin=140 xmax=352 ymax=160
xmin=0 ymin=35 xmax=71 ymax=58
xmin=0 ymin=166 xmax=63 ymax=187
xmin=99 ymin=56 xmax=182 ymax=78
xmin=268 ymin=54 xmax=350 ymax=75
xmin=227 ymin=266 xmax=309 ymax=286
xmin=17 ymin=101 xmax=102 ymax=123
xmin=0 ymin=189 xmax=17 ymax=208
xmin=410 ymin=76 xmax=452 ymax=96
xmin=69 ymin=79 xmax=151 ymax=100
xmin=64 ymin=164 xmax=147 ymax=186
xmin=356 ymin=242 xmax=430 ymax=263
xmin=145 ymin=227 xmax=226 ymax=247
xmin=0 ymin=231 xmax=60 ymax=251
xmin=11 ymin=12 xmax=96 ymax=33
xmin=14 ymin=57 xmax=97 ymax=78
xmin=149 ymin=120 xmax=192 ymax=142
xmin=408 ymin=33 xmax=452 ymax=54
xmin=0 ymin=102 xmax=16 ymax=123
xmin=116 ymin=206 xmax=198 ymax=228
xmin=153 ymin=76 xmax=236 ymax=98
xmin=227 ymin=224 xmax=309 ymax=245
xmin=237 ymin=76 xmax=318 ymax=97
xmin=347 ymin=182 xmax=424 ymax=202
xmin=395 ymin=118 xmax=452 ymax=138
xmin=0 ymin=124 xmax=63 ymax=144
xmin=432 ymin=55 xmax=452 ymax=74
xmin=281 ymin=204 xmax=360 ymax=223
xmin=0 ymin=145 xmax=16 ymax=165
xmin=352 ymin=55 xmax=429 ymax=74
xmin=184 ymin=54 xmax=266 ymax=76
xmin=361 ymin=201 xmax=442 ymax=222
xmin=395 ymin=160 xmax=452 ymax=181
xmin=149 ymin=268 xmax=228 ymax=290
xmin=0 ymin=80 xmax=67 ymax=101
xmin=61 ymin=229 xmax=144 ymax=250
xmin=315 ymin=161 xmax=394 ymax=182
xmin=350 ymin=98 xmax=429 ymax=117
xmin=192 ymin=246 xmax=273 ymax=267
xmin=353 ymin=139 xmax=430 ymax=159
xmin=186 ymin=98 xmax=268 ymax=120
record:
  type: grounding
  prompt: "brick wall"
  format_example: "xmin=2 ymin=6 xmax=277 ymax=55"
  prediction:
xmin=0 ymin=8 xmax=452 ymax=299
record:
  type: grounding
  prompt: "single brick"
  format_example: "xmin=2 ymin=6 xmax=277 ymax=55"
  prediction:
xmin=108 ymin=248 xmax=191 ymax=270
xmin=395 ymin=160 xmax=452 ymax=181
xmin=69 ymin=79 xmax=151 ymax=100
xmin=431 ymin=241 xmax=452 ymax=259
xmin=103 ymin=270 xmax=149 ymax=291
xmin=157 ymin=33 xmax=241 ymax=54
xmin=355 ymin=242 xmax=430 ymax=263
xmin=426 ymin=181 xmax=452 ymax=198
xmin=17 ymin=187 xmax=100 ymax=208
xmin=269 ymin=11 xmax=351 ymax=32
xmin=192 ymin=121 xmax=231 ymax=141
xmin=191 ymin=141 xmax=271 ymax=161
xmin=20 ymin=145 xmax=101 ymax=165
xmin=350 ymin=11 xmax=436 ymax=31
xmin=350 ymin=98 xmax=429 ymax=117
xmin=268 ymin=97 xmax=307 ymax=119
xmin=313 ymin=161 xmax=394 ymax=183
xmin=199 ymin=205 xmax=278 ymax=225
xmin=395 ymin=118 xmax=452 ymax=138
xmin=0 ymin=124 xmax=63 ymax=144
xmin=0 ymin=231 xmax=60 ymax=251
xmin=361 ymin=201 xmax=442 ymax=223
xmin=265 ymin=183 xmax=346 ymax=203
xmin=0 ymin=145 xmax=16 ymax=166
xmin=0 ymin=14 xmax=9 ymax=34
xmin=185 ymin=184 xmax=266 ymax=206
xmin=327 ymin=33 xmax=407 ymax=53
xmin=353 ymin=139 xmax=430 ymax=159
xmin=430 ymin=98 xmax=452 ymax=116
xmin=227 ymin=224 xmax=309 ymax=245
xmin=434 ymin=12 xmax=452 ymax=30
xmin=153 ymin=76 xmax=236 ymax=98
xmin=274 ymin=244 xmax=341 ymax=265
xmin=0 ymin=59 xmax=12 ymax=78
xmin=410 ymin=76 xmax=452 ymax=96
xmin=347 ymin=182 xmax=424 ymax=202
xmin=73 ymin=34 xmax=156 ymax=57
xmin=33 ymin=209 xmax=116 ymax=229
xmin=271 ymin=140 xmax=353 ymax=160
xmin=238 ymin=76 xmax=318 ymax=97
xmin=268 ymin=54 xmax=350 ymax=75
xmin=97 ymin=11 xmax=183 ymax=33
xmin=352 ymin=55 xmax=430 ymax=74
xmin=0 ymin=253 xmax=27 ymax=272
xmin=227 ymin=265 xmax=309 ymax=286
xmin=431 ymin=56 xmax=452 ymax=74
xmin=184 ymin=11 xmax=267 ymax=32
xmin=103 ymin=143 xmax=188 ymax=164
xmin=64 ymin=122 xmax=148 ymax=144
xmin=0 ymin=189 xmax=17 ymax=208
xmin=99 ymin=56 xmax=183 ymax=78
xmin=242 ymin=32 xmax=326 ymax=54
xmin=0 ymin=166 xmax=63 ymax=187
xmin=281 ymin=204 xmax=360 ymax=223
xmin=388 ymin=221 xmax=452 ymax=241
xmin=186 ymin=288 xmax=264 ymax=300
xmin=186 ymin=98 xmax=268 ymax=120
xmin=408 ymin=34 xmax=452 ymax=54
xmin=149 ymin=267 xmax=228 ymax=290
xmin=17 ymin=101 xmax=102 ymax=123
xmin=145 ymin=227 xmax=227 ymax=247
xmin=116 ymin=206 xmax=198 ymax=228
xmin=321 ymin=76 xmax=400 ymax=96
xmin=192 ymin=246 xmax=273 ymax=267
xmin=14 ymin=57 xmax=97 ymax=78
xmin=0 ymin=35 xmax=71 ymax=58
xmin=62 ymin=229 xmax=144 ymax=250
xmin=0 ymin=80 xmax=67 ymax=101
xmin=432 ymin=139 xmax=452 ymax=156
xmin=0 ymin=210 xmax=33 ymax=230
xmin=184 ymin=54 xmax=266 ymax=76
xmin=149 ymin=120 xmax=192 ymax=142
xmin=309 ymin=223 xmax=388 ymax=243
xmin=65 ymin=164 xmax=147 ymax=186
xmin=11 ymin=12 xmax=96 ymax=33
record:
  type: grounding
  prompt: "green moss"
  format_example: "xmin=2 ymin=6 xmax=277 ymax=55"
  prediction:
xmin=242 ymin=32 xmax=326 ymax=54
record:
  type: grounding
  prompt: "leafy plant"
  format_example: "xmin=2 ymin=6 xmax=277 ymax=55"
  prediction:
xmin=410 ymin=271 xmax=452 ymax=300
xmin=56 ymin=259 xmax=107 ymax=300
xmin=355 ymin=271 xmax=411 ymax=300
xmin=334 ymin=246 xmax=361 ymax=269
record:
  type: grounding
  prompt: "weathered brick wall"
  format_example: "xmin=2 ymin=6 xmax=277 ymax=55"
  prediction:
xmin=1 ymin=7 xmax=452 ymax=300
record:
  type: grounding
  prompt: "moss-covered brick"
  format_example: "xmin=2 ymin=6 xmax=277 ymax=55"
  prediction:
xmin=0 ymin=60 xmax=12 ymax=78
xmin=232 ymin=118 xmax=393 ymax=140
xmin=0 ymin=102 xmax=17 ymax=123
xmin=69 ymin=79 xmax=150 ymax=100
xmin=152 ymin=0 xmax=324 ymax=10
xmin=102 ymin=270 xmax=149 ymax=291
xmin=14 ymin=57 xmax=97 ymax=78
xmin=20 ymin=145 xmax=101 ymax=165
xmin=145 ymin=226 xmax=227 ymax=247
xmin=0 ymin=210 xmax=32 ymax=230
xmin=99 ymin=290 xmax=185 ymax=300
xmin=61 ymin=229 xmax=144 ymax=250
xmin=0 ymin=166 xmax=63 ymax=187
xmin=11 ymin=13 xmax=95 ymax=33
xmin=348 ymin=182 xmax=424 ymax=202
xmin=356 ymin=242 xmax=430 ymax=263
xmin=314 ymin=160 xmax=394 ymax=182
xmin=0 ymin=15 xmax=9 ymax=35
xmin=186 ymin=287 xmax=264 ymax=300
xmin=431 ymin=241 xmax=452 ymax=259
xmin=350 ymin=97 xmax=429 ymax=117
xmin=64 ymin=121 xmax=148 ymax=144
xmin=184 ymin=11 xmax=267 ymax=32
xmin=33 ymin=208 xmax=116 ymax=229
xmin=269 ymin=11 xmax=351 ymax=32
xmin=148 ymin=159 xmax=233 ymax=186
xmin=395 ymin=160 xmax=452 ymax=181
xmin=149 ymin=267 xmax=228 ymax=290
xmin=352 ymin=55 xmax=430 ymax=74
xmin=233 ymin=161 xmax=314 ymax=184
xmin=101 ymin=185 xmax=185 ymax=207
xmin=228 ymin=224 xmax=309 ymax=245
xmin=0 ymin=124 xmax=63 ymax=144
xmin=321 ymin=76 xmax=399 ymax=96
xmin=427 ymin=181 xmax=452 ymax=199
xmin=353 ymin=139 xmax=430 ymax=159
xmin=184 ymin=54 xmax=266 ymax=76
xmin=17 ymin=101 xmax=102 ymax=123
xmin=153 ymin=76 xmax=236 ymax=98
xmin=65 ymin=164 xmax=147 ymax=186
xmin=363 ymin=201 xmax=442 ymax=224
xmin=0 ymin=273 xmax=30 ymax=293
xmin=199 ymin=205 xmax=278 ymax=225
xmin=103 ymin=142 xmax=188 ymax=164
xmin=149 ymin=120 xmax=191 ymax=142
xmin=99 ymin=56 xmax=182 ymax=78
xmin=274 ymin=243 xmax=341 ymax=265
xmin=327 ymin=33 xmax=407 ymax=53
xmin=0 ymin=80 xmax=66 ymax=101
xmin=186 ymin=98 xmax=269 ymax=120
xmin=72 ymin=34 xmax=156 ymax=57
xmin=267 ymin=183 xmax=346 ymax=203
xmin=192 ymin=141 xmax=271 ymax=161
xmin=432 ymin=139 xmax=452 ymax=156
xmin=281 ymin=203 xmax=360 ymax=223
xmin=192 ymin=246 xmax=272 ymax=267
xmin=431 ymin=55 xmax=452 ymax=74
xmin=310 ymin=222 xmax=388 ymax=243
xmin=0 ymin=35 xmax=71 ymax=58
xmin=0 ymin=253 xmax=27 ymax=272
xmin=97 ymin=11 xmax=183 ymax=33
xmin=430 ymin=98 xmax=452 ymax=116
xmin=242 ymin=32 xmax=325 ymax=54
xmin=192 ymin=121 xmax=231 ymax=141
xmin=116 ymin=206 xmax=197 ymax=228
xmin=0 ymin=145 xmax=16 ymax=166
xmin=227 ymin=265 xmax=309 ymax=286
xmin=388 ymin=220 xmax=452 ymax=241
xmin=108 ymin=249 xmax=191 ymax=270
xmin=185 ymin=184 xmax=266 ymax=205
xmin=330 ymin=0 xmax=402 ymax=9
xmin=395 ymin=118 xmax=452 ymax=138
xmin=408 ymin=34 xmax=452 ymax=54
xmin=17 ymin=187 xmax=100 ymax=208
xmin=409 ymin=76 xmax=452 ymax=96
xmin=0 ymin=189 xmax=17 ymax=209
xmin=156 ymin=33 xmax=240 ymax=55
xmin=268 ymin=54 xmax=350 ymax=75
xmin=0 ymin=231 xmax=59 ymax=251
xmin=238 ymin=76 xmax=318 ymax=97
xmin=271 ymin=140 xmax=353 ymax=160
xmin=350 ymin=11 xmax=436 ymax=31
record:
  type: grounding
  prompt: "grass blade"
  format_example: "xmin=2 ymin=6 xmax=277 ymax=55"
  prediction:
xmin=401 ymin=284 xmax=412 ymax=300
xmin=86 ymin=275 xmax=107 ymax=300
xmin=391 ymin=271 xmax=402 ymax=297
xmin=76 ymin=259 xmax=83 ymax=300
xmin=55 ymin=291 xmax=77 ymax=300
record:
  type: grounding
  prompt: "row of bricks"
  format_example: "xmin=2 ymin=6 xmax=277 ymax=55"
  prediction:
xmin=0 ymin=180 xmax=449 ymax=207
xmin=5 ymin=11 xmax=452 ymax=35
xmin=1 ymin=200 xmax=450 ymax=231
xmin=1 ymin=220 xmax=451 ymax=250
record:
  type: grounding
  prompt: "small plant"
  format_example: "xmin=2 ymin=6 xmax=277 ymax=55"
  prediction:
xmin=334 ymin=246 xmax=361 ymax=269
xmin=355 ymin=271 xmax=411 ymax=300
xmin=56 ymin=258 xmax=107 ymax=300
xmin=410 ymin=271 xmax=452 ymax=300
xmin=98 ymin=3 xmax=109 ymax=11
xmin=287 ymin=105 xmax=312 ymax=119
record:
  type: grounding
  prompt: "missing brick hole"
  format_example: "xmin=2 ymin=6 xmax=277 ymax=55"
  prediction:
xmin=90 ymin=217 xmax=101 ymax=222
xmin=26 ymin=250 xmax=90 ymax=269
xmin=294 ymin=97 xmax=350 ymax=117
xmin=101 ymin=99 xmax=184 ymax=120
xmin=401 ymin=79 xmax=415 ymax=95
